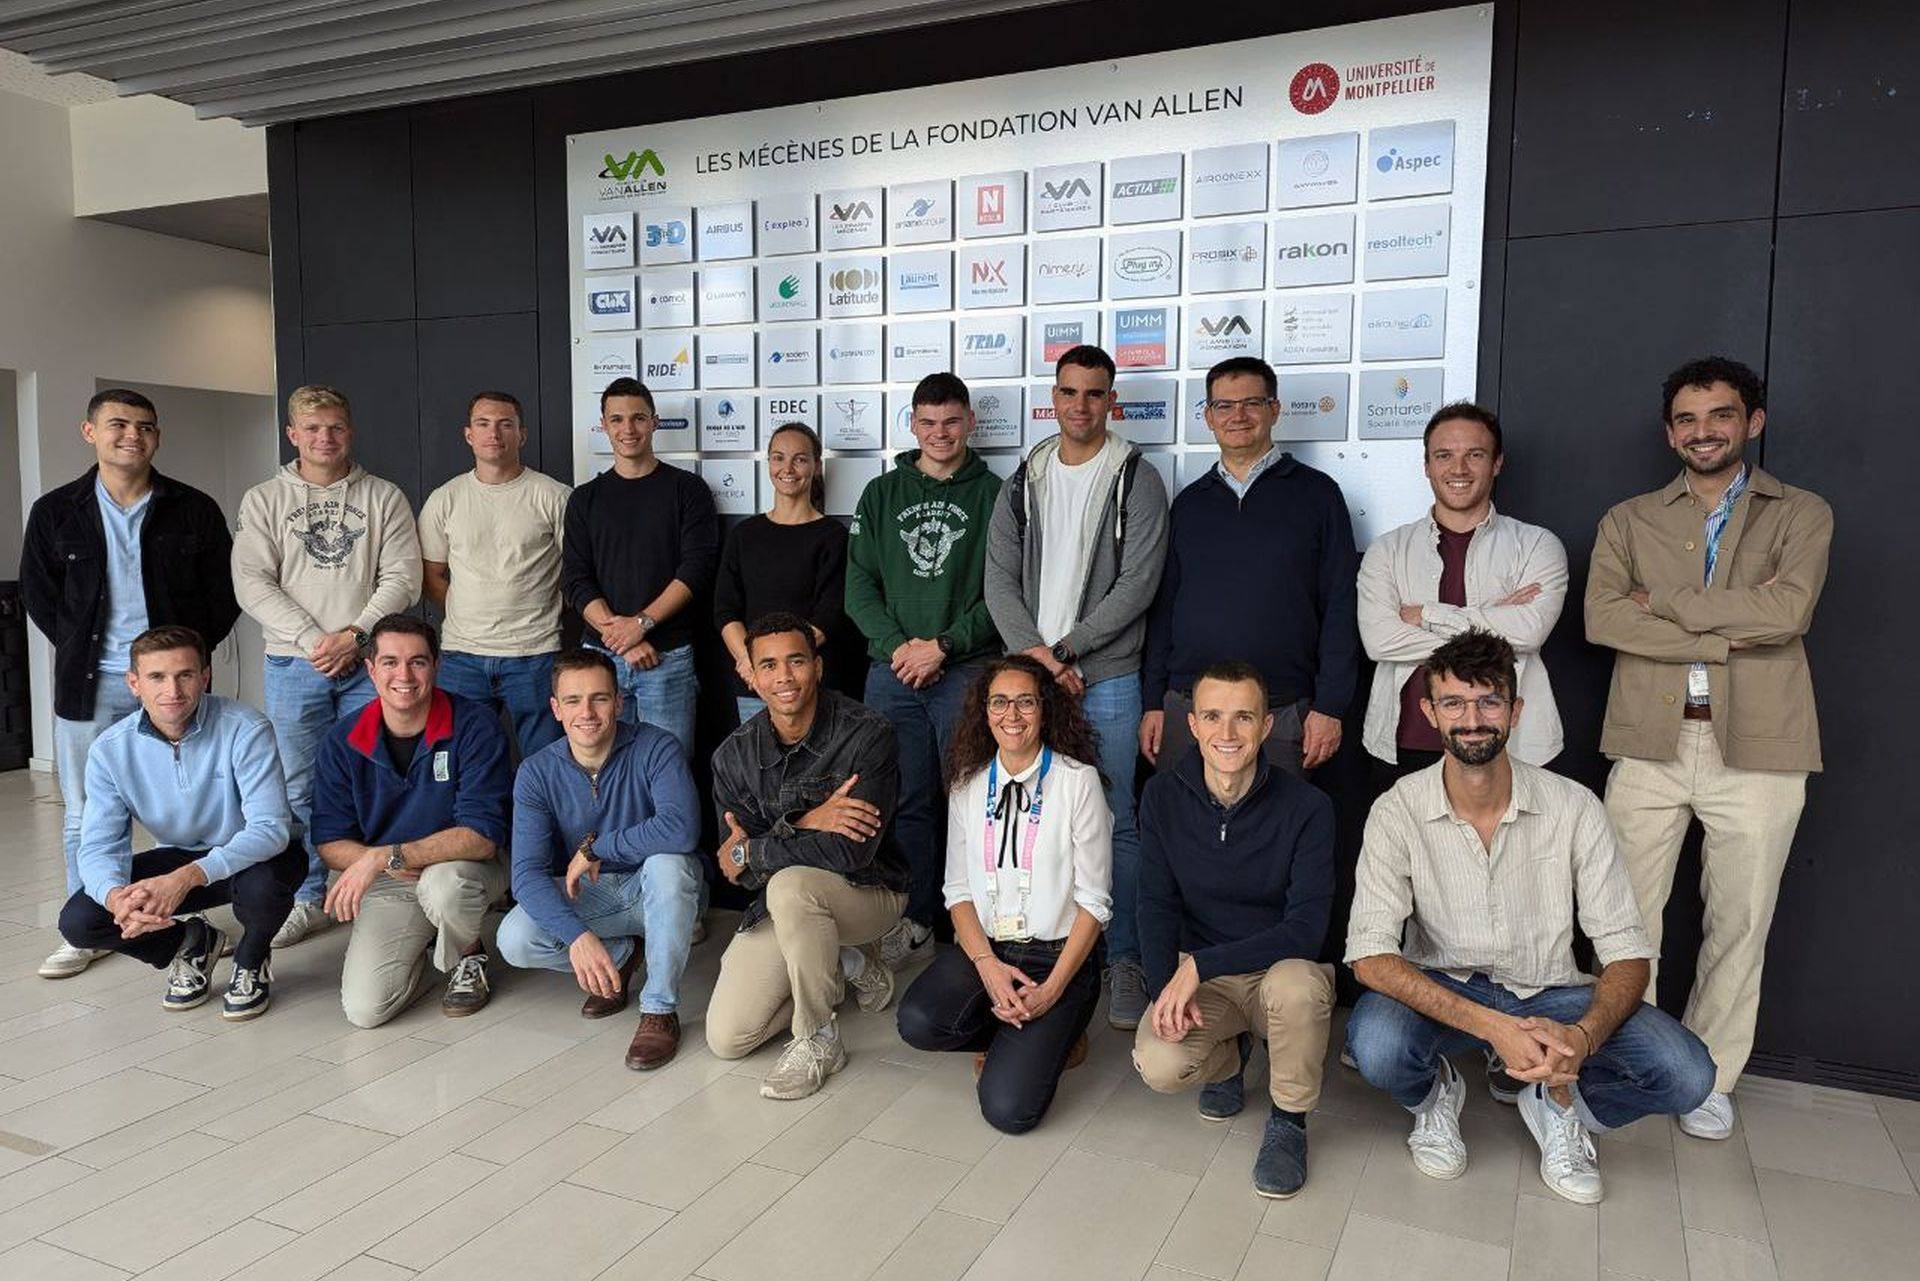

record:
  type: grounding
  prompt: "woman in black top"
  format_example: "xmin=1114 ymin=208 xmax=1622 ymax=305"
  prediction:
xmin=715 ymin=422 xmax=850 ymax=722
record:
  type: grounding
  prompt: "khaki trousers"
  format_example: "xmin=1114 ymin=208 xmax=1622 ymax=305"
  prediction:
xmin=705 ymin=866 xmax=907 ymax=1058
xmin=340 ymin=858 xmax=508 ymax=1029
xmin=1605 ymin=722 xmax=1807 ymax=1093
xmin=1131 ymin=958 xmax=1336 ymax=1111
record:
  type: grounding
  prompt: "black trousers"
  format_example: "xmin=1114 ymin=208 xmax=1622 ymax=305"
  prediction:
xmin=59 ymin=842 xmax=305 ymax=970
xmin=896 ymin=937 xmax=1101 ymax=1135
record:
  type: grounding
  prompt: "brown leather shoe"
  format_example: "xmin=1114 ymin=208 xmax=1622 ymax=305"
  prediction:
xmin=625 ymin=1011 xmax=680 ymax=1071
xmin=581 ymin=944 xmax=640 ymax=1020
xmin=1065 ymin=1032 xmax=1089 ymax=1071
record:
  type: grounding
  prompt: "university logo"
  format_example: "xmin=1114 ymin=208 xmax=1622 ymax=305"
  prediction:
xmin=1289 ymin=63 xmax=1340 ymax=114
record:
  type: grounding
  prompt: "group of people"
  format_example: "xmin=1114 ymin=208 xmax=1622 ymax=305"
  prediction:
xmin=20 ymin=343 xmax=1829 ymax=1209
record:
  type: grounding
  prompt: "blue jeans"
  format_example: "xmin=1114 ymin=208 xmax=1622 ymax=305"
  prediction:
xmin=735 ymin=695 xmax=766 ymax=725
xmin=864 ymin=660 xmax=982 ymax=927
xmin=263 ymin=656 xmax=377 ymax=903
xmin=52 ymin=677 xmax=143 ymax=895
xmin=495 ymin=856 xmax=704 ymax=1014
xmin=1081 ymin=675 xmax=1144 ymax=963
xmin=593 ymin=643 xmax=697 ymax=760
xmin=437 ymin=651 xmax=563 ymax=760
xmin=1344 ymin=970 xmax=1717 ymax=1131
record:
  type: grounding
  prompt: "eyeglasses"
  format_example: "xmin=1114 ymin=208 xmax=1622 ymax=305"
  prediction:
xmin=986 ymin=694 xmax=1040 ymax=717
xmin=1431 ymin=694 xmax=1512 ymax=718
xmin=1206 ymin=396 xmax=1276 ymax=416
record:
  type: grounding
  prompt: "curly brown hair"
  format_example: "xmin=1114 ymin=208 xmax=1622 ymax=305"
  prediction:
xmin=943 ymin=654 xmax=1106 ymax=790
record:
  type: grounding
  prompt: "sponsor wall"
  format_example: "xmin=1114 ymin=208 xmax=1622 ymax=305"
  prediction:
xmin=568 ymin=5 xmax=1491 ymax=536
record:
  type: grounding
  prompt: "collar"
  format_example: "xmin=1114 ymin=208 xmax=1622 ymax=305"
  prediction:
xmin=1172 ymin=743 xmax=1272 ymax=811
xmin=1424 ymin=503 xmax=1497 ymax=539
xmin=346 ymin=689 xmax=456 ymax=760
xmin=136 ymin=695 xmax=211 ymax=745
xmin=748 ymin=689 xmax=840 ymax=769
xmin=1419 ymin=755 xmax=1540 ymax=824
xmin=994 ymin=750 xmax=1046 ymax=784
xmin=1661 ymin=463 xmax=1778 ymax=506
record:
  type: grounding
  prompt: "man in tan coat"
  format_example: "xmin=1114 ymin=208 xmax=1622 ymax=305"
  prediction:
xmin=1585 ymin=356 xmax=1831 ymax=1142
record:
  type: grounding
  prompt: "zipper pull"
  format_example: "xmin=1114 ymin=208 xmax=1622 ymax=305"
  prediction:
xmin=1219 ymin=819 xmax=1227 ymax=843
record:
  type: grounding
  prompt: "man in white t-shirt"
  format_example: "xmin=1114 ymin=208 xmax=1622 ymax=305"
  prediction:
xmin=419 ymin=391 xmax=572 ymax=758
xmin=985 ymin=344 xmax=1170 ymax=1032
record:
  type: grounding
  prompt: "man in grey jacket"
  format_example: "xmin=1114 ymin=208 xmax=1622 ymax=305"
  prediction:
xmin=985 ymin=343 xmax=1170 ymax=1030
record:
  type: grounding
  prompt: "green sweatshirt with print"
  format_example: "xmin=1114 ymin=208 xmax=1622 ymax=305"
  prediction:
xmin=845 ymin=449 xmax=1004 ymax=663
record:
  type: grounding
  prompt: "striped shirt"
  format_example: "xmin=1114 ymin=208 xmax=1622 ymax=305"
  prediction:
xmin=1687 ymin=463 xmax=1749 ymax=706
xmin=1344 ymin=758 xmax=1654 ymax=997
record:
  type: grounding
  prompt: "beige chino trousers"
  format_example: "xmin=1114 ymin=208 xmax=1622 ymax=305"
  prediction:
xmin=339 ymin=858 xmax=508 ymax=1029
xmin=1132 ymin=958 xmax=1336 ymax=1111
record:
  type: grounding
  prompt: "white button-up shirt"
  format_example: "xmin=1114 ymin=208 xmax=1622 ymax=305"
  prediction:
xmin=944 ymin=751 xmax=1112 ymax=942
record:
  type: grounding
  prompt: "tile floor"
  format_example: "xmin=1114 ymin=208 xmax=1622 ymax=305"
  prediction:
xmin=0 ymin=768 xmax=1913 ymax=1281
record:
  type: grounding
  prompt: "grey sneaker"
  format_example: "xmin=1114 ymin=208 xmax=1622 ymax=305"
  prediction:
xmin=271 ymin=899 xmax=334 ymax=949
xmin=39 ymin=941 xmax=110 ymax=979
xmin=1107 ymin=958 xmax=1147 ymax=1030
xmin=878 ymin=919 xmax=932 ymax=969
xmin=761 ymin=1025 xmax=848 ymax=1100
xmin=846 ymin=943 xmax=896 ymax=1014
xmin=1678 ymin=1090 xmax=1736 ymax=1141
xmin=442 ymin=951 xmax=491 ymax=1017
xmin=163 ymin=917 xmax=226 ymax=1012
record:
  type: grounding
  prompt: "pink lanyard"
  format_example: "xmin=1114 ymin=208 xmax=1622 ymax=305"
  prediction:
xmin=981 ymin=747 xmax=1053 ymax=895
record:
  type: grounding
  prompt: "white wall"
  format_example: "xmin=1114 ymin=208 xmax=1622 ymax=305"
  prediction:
xmin=0 ymin=87 xmax=274 ymax=767
xmin=69 ymin=94 xmax=265 ymax=215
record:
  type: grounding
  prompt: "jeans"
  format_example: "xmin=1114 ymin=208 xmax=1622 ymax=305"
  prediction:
xmin=897 ymin=939 xmax=1101 ymax=1134
xmin=735 ymin=695 xmax=767 ymax=725
xmin=593 ymin=643 xmax=697 ymax=759
xmin=436 ymin=651 xmax=563 ymax=762
xmin=52 ymin=677 xmax=143 ymax=894
xmin=495 ymin=856 xmax=704 ymax=1014
xmin=58 ymin=842 xmax=305 ymax=970
xmin=862 ymin=660 xmax=982 ymax=927
xmin=1081 ymin=675 xmax=1144 ymax=963
xmin=263 ymin=656 xmax=376 ymax=903
xmin=1344 ymin=970 xmax=1717 ymax=1131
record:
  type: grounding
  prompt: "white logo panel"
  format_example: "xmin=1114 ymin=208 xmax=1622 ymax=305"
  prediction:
xmin=758 ymin=192 xmax=817 ymax=256
xmin=887 ymin=320 xmax=951 ymax=384
xmin=957 ymin=244 xmax=1026 ymax=309
xmin=1032 ymin=161 xmax=1103 ymax=231
xmin=958 ymin=172 xmax=1027 ymax=238
xmin=639 ymin=206 xmax=693 ymax=265
xmin=1360 ymin=286 xmax=1447 ymax=360
xmin=888 ymin=180 xmax=953 ymax=245
xmin=696 ymin=201 xmax=754 ymax=260
xmin=698 ymin=265 xmax=755 ymax=325
xmin=1275 ymin=133 xmax=1359 ymax=209
xmin=698 ymin=329 xmax=756 ymax=388
xmin=890 ymin=250 xmax=953 ymax=314
xmin=759 ymin=326 xmax=819 ymax=386
xmin=1363 ymin=203 xmax=1451 ymax=281
xmin=1108 ymin=228 xmax=1182 ymax=300
xmin=824 ymin=323 xmax=885 ymax=384
xmin=1270 ymin=293 xmax=1354 ymax=365
xmin=1108 ymin=153 xmax=1184 ymax=224
xmin=1272 ymin=212 xmax=1356 ymax=288
xmin=1187 ymin=221 xmax=1265 ymax=294
xmin=699 ymin=393 xmax=756 ymax=450
xmin=1030 ymin=309 xmax=1101 ymax=377
xmin=640 ymin=267 xmax=696 ymax=329
xmin=1367 ymin=120 xmax=1456 ymax=200
xmin=1030 ymin=236 xmax=1101 ymax=305
xmin=582 ymin=212 xmax=634 ymax=268
xmin=955 ymin=315 xmax=1024 ymax=380
xmin=1190 ymin=143 xmax=1269 ymax=218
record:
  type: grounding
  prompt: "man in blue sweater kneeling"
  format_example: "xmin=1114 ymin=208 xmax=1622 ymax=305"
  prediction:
xmin=497 ymin=648 xmax=703 ymax=1070
xmin=1132 ymin=660 xmax=1337 ymax=1200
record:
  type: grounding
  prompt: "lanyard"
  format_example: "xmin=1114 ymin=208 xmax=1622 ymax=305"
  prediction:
xmin=981 ymin=747 xmax=1051 ymax=935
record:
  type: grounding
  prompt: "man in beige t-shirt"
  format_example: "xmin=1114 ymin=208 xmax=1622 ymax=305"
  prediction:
xmin=420 ymin=390 xmax=571 ymax=758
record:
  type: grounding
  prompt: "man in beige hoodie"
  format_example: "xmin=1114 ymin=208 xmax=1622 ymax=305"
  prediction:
xmin=233 ymin=385 xmax=422 ymax=947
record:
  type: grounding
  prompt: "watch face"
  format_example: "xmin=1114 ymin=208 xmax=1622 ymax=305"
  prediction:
xmin=730 ymin=842 xmax=748 ymax=867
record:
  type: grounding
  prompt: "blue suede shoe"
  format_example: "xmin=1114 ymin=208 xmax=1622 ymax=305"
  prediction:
xmin=1198 ymin=1032 xmax=1253 ymax=1121
xmin=1253 ymin=1108 xmax=1309 ymax=1198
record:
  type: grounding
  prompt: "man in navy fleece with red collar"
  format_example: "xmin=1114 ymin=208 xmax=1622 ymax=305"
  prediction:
xmin=312 ymin=615 xmax=511 ymax=1027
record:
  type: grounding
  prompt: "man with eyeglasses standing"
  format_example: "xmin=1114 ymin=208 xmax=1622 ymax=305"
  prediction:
xmin=1140 ymin=357 xmax=1359 ymax=785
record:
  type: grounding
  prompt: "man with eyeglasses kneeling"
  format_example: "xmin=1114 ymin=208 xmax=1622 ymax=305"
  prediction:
xmin=1344 ymin=629 xmax=1714 ymax=1204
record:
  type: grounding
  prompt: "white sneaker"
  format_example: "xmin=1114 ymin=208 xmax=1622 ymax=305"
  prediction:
xmin=272 ymin=899 xmax=334 ymax=949
xmin=845 ymin=943 xmax=896 ymax=1014
xmin=878 ymin=919 xmax=931 ymax=969
xmin=1678 ymin=1090 xmax=1736 ymax=1141
xmin=761 ymin=1025 xmax=848 ymax=1100
xmin=1406 ymin=1056 xmax=1469 ymax=1179
xmin=1518 ymin=1084 xmax=1605 ymax=1204
xmin=39 ymin=942 xmax=110 ymax=979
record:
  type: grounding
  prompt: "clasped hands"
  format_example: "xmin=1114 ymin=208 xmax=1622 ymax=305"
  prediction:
xmin=598 ymin=615 xmax=660 ymax=669
xmin=973 ymin=952 xmax=1064 ymax=1026
xmin=104 ymin=863 xmax=207 ymax=939
xmin=1483 ymin=1011 xmax=1591 ymax=1088
xmin=890 ymin=638 xmax=945 ymax=689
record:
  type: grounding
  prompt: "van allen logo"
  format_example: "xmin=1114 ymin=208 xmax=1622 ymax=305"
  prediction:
xmin=588 ymin=224 xmax=628 ymax=247
xmin=1289 ymin=63 xmax=1340 ymax=114
xmin=598 ymin=148 xmax=668 ymax=199
xmin=588 ymin=289 xmax=631 ymax=314
xmin=1112 ymin=177 xmax=1178 ymax=200
xmin=830 ymin=201 xmax=875 ymax=223
xmin=1343 ymin=55 xmax=1439 ymax=103
xmin=970 ymin=260 xmax=1008 ymax=287
xmin=1114 ymin=246 xmax=1174 ymax=281
xmin=1197 ymin=315 xmax=1253 ymax=337
xmin=976 ymin=185 xmax=1006 ymax=226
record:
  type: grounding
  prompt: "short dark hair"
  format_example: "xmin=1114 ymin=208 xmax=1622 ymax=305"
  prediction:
xmin=551 ymin=647 xmax=617 ymax=693
xmin=128 ymin=624 xmax=208 ymax=670
xmin=1423 ymin=628 xmax=1517 ymax=702
xmin=88 ymin=389 xmax=157 ymax=422
xmin=467 ymin=390 xmax=523 ymax=419
xmin=1204 ymin=356 xmax=1277 ymax=400
xmin=745 ymin=611 xmax=818 ymax=659
xmin=600 ymin=377 xmax=656 ymax=414
xmin=1662 ymin=356 xmax=1764 ymax=422
xmin=1055 ymin=344 xmax=1116 ymax=386
xmin=1423 ymin=401 xmax=1503 ymax=457
xmin=1192 ymin=658 xmax=1269 ymax=708
xmin=911 ymin=371 xmax=970 ymax=410
xmin=367 ymin=613 xmax=440 ymax=659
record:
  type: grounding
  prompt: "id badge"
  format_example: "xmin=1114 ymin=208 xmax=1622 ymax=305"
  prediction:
xmin=992 ymin=914 xmax=1026 ymax=941
xmin=433 ymin=750 xmax=451 ymax=782
xmin=1686 ymin=668 xmax=1711 ymax=701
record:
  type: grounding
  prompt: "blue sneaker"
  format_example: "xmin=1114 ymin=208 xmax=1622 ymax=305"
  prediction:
xmin=1198 ymin=1032 xmax=1253 ymax=1121
xmin=222 ymin=960 xmax=272 ymax=1021
xmin=162 ymin=917 xmax=224 ymax=1012
xmin=1253 ymin=1108 xmax=1309 ymax=1198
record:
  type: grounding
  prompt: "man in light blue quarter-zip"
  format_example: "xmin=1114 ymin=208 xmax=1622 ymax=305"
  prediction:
xmin=497 ymin=648 xmax=703 ymax=1071
xmin=57 ymin=625 xmax=302 ymax=1021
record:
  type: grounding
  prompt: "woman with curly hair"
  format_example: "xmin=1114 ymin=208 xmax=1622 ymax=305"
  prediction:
xmin=895 ymin=654 xmax=1113 ymax=1133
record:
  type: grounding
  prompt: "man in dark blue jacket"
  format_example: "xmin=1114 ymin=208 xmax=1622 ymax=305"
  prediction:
xmin=1139 ymin=357 xmax=1359 ymax=780
xmin=497 ymin=649 xmax=703 ymax=1070
xmin=312 ymin=615 xmax=511 ymax=1028
xmin=1133 ymin=660 xmax=1337 ymax=1199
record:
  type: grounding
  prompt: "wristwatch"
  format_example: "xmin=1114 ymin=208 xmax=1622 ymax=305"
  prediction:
xmin=385 ymin=843 xmax=406 ymax=874
xmin=935 ymin=634 xmax=955 ymax=658
xmin=575 ymin=832 xmax=599 ymax=864
xmin=728 ymin=838 xmax=750 ymax=870
xmin=349 ymin=626 xmax=370 ymax=650
xmin=637 ymin=613 xmax=656 ymax=635
xmin=1050 ymin=639 xmax=1077 ymax=666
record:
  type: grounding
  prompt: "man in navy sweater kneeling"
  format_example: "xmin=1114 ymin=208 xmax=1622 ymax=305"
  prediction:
xmin=1133 ymin=660 xmax=1337 ymax=1200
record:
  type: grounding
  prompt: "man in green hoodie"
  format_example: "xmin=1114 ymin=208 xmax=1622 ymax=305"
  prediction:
xmin=846 ymin=372 xmax=1002 ymax=965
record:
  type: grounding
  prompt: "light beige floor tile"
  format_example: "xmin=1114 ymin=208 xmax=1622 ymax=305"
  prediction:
xmin=413 ymin=1180 xmax=670 ymax=1281
xmin=0 ymin=1000 xmax=181 ymax=1078
xmin=1602 ymin=1111 xmax=1675 ymax=1151
xmin=1592 ymin=1136 xmax=1687 ymax=1281
xmin=1071 ymin=1071 xmax=1233 ymax=1178
xmin=599 ymin=1160 xmax=799 ymax=1280
xmin=456 ymin=1051 xmax=642 ymax=1165
xmin=478 ymin=1014 xmax=646 ymax=1106
xmin=869 ymin=1208 xmax=1000 ymax=1281
xmin=1256 ymin=1112 xmax=1383 ymax=1250
xmin=315 ymin=1258 xmax=414 ymax=1281
xmin=936 ymin=1056 xmax=1125 ymax=1224
xmin=134 ymin=1218 xmax=296 ymax=1281
xmin=0 ymin=1152 xmax=90 ymax=1214
xmin=0 ymin=998 xmax=97 ymax=1044
xmin=0 ymin=1027 xmax=208 ymax=1118
xmin=367 ymin=1124 xmax=623 ymax=1270
xmin=962 ymin=1147 xmax=1197 ymax=1281
xmin=1348 ymin=1105 xmax=1523 ymax=1246
xmin=313 ymin=1022 xmax=575 ymax=1135
xmin=1737 ymin=1078 xmax=1917 ymax=1194
xmin=0 ymin=1130 xmax=227 ymax=1253
xmin=0 ymin=1238 xmax=129 ymax=1280
xmin=196 ymin=1035 xmax=446 ymax=1143
xmin=704 ymin=1138 xmax=968 ymax=1281
xmin=60 ymin=1052 xmax=334 ymax=1168
xmin=575 ymin=1041 xmax=741 ymax=1132
xmin=1155 ymin=1125 xmax=1267 ymax=1278
xmin=752 ymin=1059 xmax=924 ymax=1175
xmin=1684 ymin=1227 xmax=1780 ymax=1281
xmin=573 ymin=1073 xmax=822 ymax=1210
xmin=1674 ymin=1124 xmax=1770 ymax=1241
xmin=1234 ymin=1233 xmax=1334 ymax=1281
xmin=1325 ymin=1211 xmax=1508 ymax=1281
xmin=1509 ymin=1193 xmax=1598 ymax=1281
xmin=859 ymin=1053 xmax=1008 ymax=1164
xmin=0 ymin=1065 xmax=204 ymax=1150
xmin=1755 ymin=1167 xmax=1920 ymax=1281
xmin=1876 ymin=1095 xmax=1920 ymax=1149
xmin=139 ymin=987 xmax=360 ymax=1087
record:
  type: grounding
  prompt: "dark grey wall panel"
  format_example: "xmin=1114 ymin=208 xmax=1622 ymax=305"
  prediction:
xmin=416 ymin=314 xmax=542 ymax=496
xmin=1780 ymin=2 xmax=1920 ymax=216
xmin=1509 ymin=1 xmax=1786 ymax=237
xmin=266 ymin=124 xmax=304 ymax=417
xmin=412 ymin=97 xmax=538 ymax=319
xmin=301 ymin=322 xmax=421 ymax=503
xmin=293 ymin=115 xmax=415 ymax=325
